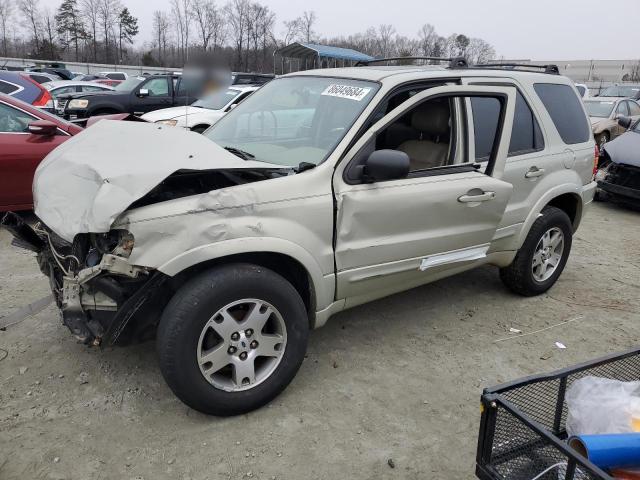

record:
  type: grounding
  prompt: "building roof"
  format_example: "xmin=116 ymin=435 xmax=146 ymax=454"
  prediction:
xmin=276 ymin=42 xmax=374 ymax=62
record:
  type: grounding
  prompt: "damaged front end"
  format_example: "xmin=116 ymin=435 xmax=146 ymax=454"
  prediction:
xmin=1 ymin=212 xmax=170 ymax=346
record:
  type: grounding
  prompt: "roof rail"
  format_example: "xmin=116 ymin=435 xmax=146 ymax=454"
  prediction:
xmin=355 ymin=56 xmax=468 ymax=68
xmin=472 ymin=63 xmax=560 ymax=75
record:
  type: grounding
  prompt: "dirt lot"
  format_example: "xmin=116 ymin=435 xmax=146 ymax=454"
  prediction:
xmin=0 ymin=201 xmax=638 ymax=480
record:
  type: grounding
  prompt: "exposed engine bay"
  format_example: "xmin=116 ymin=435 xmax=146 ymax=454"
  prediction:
xmin=0 ymin=167 xmax=286 ymax=346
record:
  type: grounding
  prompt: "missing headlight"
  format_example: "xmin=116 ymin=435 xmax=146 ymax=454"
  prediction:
xmin=91 ymin=230 xmax=135 ymax=258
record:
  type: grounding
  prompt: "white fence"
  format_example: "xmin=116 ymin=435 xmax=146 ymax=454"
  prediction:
xmin=0 ymin=56 xmax=178 ymax=76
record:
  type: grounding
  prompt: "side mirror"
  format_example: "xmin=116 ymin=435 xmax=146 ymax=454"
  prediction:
xmin=137 ymin=88 xmax=149 ymax=97
xmin=361 ymin=149 xmax=410 ymax=182
xmin=617 ymin=115 xmax=632 ymax=129
xmin=28 ymin=120 xmax=57 ymax=136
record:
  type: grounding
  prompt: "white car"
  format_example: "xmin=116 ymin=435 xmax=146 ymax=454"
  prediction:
xmin=141 ymin=85 xmax=259 ymax=133
xmin=98 ymin=71 xmax=128 ymax=81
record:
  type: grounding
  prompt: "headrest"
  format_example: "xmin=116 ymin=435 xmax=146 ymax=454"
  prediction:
xmin=410 ymin=101 xmax=450 ymax=136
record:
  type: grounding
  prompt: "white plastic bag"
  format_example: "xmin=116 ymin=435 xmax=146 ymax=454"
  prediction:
xmin=566 ymin=376 xmax=640 ymax=436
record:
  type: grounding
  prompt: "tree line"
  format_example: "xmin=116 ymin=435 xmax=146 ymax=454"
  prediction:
xmin=0 ymin=0 xmax=496 ymax=71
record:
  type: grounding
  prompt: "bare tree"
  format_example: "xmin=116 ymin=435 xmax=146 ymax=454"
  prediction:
xmin=298 ymin=10 xmax=316 ymax=43
xmin=0 ymin=0 xmax=12 ymax=56
xmin=192 ymin=0 xmax=213 ymax=50
xmin=18 ymin=0 xmax=42 ymax=53
xmin=465 ymin=37 xmax=495 ymax=64
xmin=98 ymin=0 xmax=120 ymax=63
xmin=376 ymin=24 xmax=395 ymax=58
xmin=152 ymin=10 xmax=170 ymax=65
xmin=281 ymin=18 xmax=300 ymax=46
xmin=81 ymin=0 xmax=100 ymax=61
xmin=171 ymin=0 xmax=191 ymax=63
xmin=42 ymin=8 xmax=58 ymax=58
xmin=224 ymin=0 xmax=249 ymax=69
xmin=417 ymin=23 xmax=436 ymax=56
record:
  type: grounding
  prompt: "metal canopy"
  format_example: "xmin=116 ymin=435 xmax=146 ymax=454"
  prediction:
xmin=275 ymin=42 xmax=374 ymax=62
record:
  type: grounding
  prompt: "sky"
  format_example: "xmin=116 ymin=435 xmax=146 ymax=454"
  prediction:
xmin=40 ymin=0 xmax=640 ymax=60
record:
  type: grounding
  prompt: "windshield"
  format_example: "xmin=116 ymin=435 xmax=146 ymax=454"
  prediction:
xmin=205 ymin=77 xmax=379 ymax=166
xmin=193 ymin=88 xmax=242 ymax=110
xmin=600 ymin=85 xmax=640 ymax=98
xmin=585 ymin=100 xmax=615 ymax=118
xmin=114 ymin=77 xmax=143 ymax=92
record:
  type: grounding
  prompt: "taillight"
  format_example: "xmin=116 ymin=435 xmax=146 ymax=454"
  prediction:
xmin=593 ymin=144 xmax=599 ymax=177
xmin=20 ymin=73 xmax=53 ymax=107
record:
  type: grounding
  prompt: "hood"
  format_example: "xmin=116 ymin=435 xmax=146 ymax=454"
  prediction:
xmin=33 ymin=120 xmax=281 ymax=242
xmin=602 ymin=131 xmax=640 ymax=169
xmin=57 ymin=90 xmax=120 ymax=101
xmin=141 ymin=105 xmax=203 ymax=122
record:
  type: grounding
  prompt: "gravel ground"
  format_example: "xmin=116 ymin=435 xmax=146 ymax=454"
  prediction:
xmin=0 ymin=201 xmax=638 ymax=480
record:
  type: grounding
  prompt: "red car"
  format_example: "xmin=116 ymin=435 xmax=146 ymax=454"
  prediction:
xmin=0 ymin=94 xmax=83 ymax=211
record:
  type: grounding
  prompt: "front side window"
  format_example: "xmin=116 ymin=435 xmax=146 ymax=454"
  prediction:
xmin=0 ymin=102 xmax=35 ymax=133
xmin=616 ymin=101 xmax=630 ymax=117
xmin=629 ymin=101 xmax=640 ymax=116
xmin=534 ymin=83 xmax=590 ymax=144
xmin=206 ymin=77 xmax=379 ymax=166
xmin=143 ymin=78 xmax=169 ymax=97
xmin=115 ymin=77 xmax=143 ymax=92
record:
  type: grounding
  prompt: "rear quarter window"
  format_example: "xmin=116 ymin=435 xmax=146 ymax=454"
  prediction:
xmin=533 ymin=83 xmax=590 ymax=144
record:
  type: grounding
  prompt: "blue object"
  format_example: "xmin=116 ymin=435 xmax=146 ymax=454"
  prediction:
xmin=569 ymin=434 xmax=640 ymax=470
xmin=276 ymin=42 xmax=374 ymax=62
xmin=0 ymin=71 xmax=44 ymax=104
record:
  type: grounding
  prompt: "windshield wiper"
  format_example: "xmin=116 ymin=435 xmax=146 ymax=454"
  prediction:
xmin=223 ymin=146 xmax=255 ymax=160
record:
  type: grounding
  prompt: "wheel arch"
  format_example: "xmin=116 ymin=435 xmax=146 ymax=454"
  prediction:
xmin=158 ymin=238 xmax=334 ymax=328
xmin=516 ymin=186 xmax=583 ymax=249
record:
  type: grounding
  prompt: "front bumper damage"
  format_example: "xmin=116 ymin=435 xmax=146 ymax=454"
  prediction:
xmin=1 ymin=212 xmax=170 ymax=346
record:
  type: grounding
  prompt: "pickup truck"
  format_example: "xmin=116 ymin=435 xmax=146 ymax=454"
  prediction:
xmin=57 ymin=74 xmax=197 ymax=119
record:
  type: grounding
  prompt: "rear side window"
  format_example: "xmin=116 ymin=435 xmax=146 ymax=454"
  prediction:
xmin=0 ymin=80 xmax=19 ymax=95
xmin=470 ymin=91 xmax=544 ymax=160
xmin=106 ymin=73 xmax=126 ymax=80
xmin=509 ymin=92 xmax=544 ymax=155
xmin=629 ymin=101 xmax=640 ymax=116
xmin=533 ymin=83 xmax=590 ymax=144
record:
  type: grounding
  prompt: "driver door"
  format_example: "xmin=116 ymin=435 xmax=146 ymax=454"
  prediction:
xmin=132 ymin=77 xmax=173 ymax=114
xmin=333 ymin=85 xmax=516 ymax=304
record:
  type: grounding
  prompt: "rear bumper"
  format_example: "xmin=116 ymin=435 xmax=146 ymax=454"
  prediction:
xmin=598 ymin=180 xmax=640 ymax=203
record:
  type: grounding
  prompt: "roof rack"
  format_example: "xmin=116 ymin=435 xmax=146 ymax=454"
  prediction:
xmin=355 ymin=56 xmax=468 ymax=68
xmin=471 ymin=63 xmax=560 ymax=75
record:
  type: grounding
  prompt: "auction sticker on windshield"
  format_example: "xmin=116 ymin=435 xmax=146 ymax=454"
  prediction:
xmin=321 ymin=84 xmax=372 ymax=101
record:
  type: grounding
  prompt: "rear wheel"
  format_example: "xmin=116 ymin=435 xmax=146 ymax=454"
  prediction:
xmin=500 ymin=206 xmax=573 ymax=296
xmin=156 ymin=263 xmax=309 ymax=416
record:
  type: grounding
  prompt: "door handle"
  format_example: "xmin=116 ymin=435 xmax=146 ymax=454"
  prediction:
xmin=458 ymin=191 xmax=496 ymax=203
xmin=525 ymin=167 xmax=545 ymax=178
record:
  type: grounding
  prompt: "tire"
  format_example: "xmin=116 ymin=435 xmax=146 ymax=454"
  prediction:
xmin=191 ymin=125 xmax=209 ymax=134
xmin=499 ymin=206 xmax=573 ymax=296
xmin=156 ymin=263 xmax=309 ymax=416
xmin=596 ymin=132 xmax=609 ymax=151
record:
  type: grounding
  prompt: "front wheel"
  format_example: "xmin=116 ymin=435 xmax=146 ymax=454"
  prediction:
xmin=500 ymin=206 xmax=573 ymax=296
xmin=156 ymin=264 xmax=309 ymax=416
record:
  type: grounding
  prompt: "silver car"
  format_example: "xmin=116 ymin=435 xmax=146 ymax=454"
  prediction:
xmin=2 ymin=62 xmax=597 ymax=416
